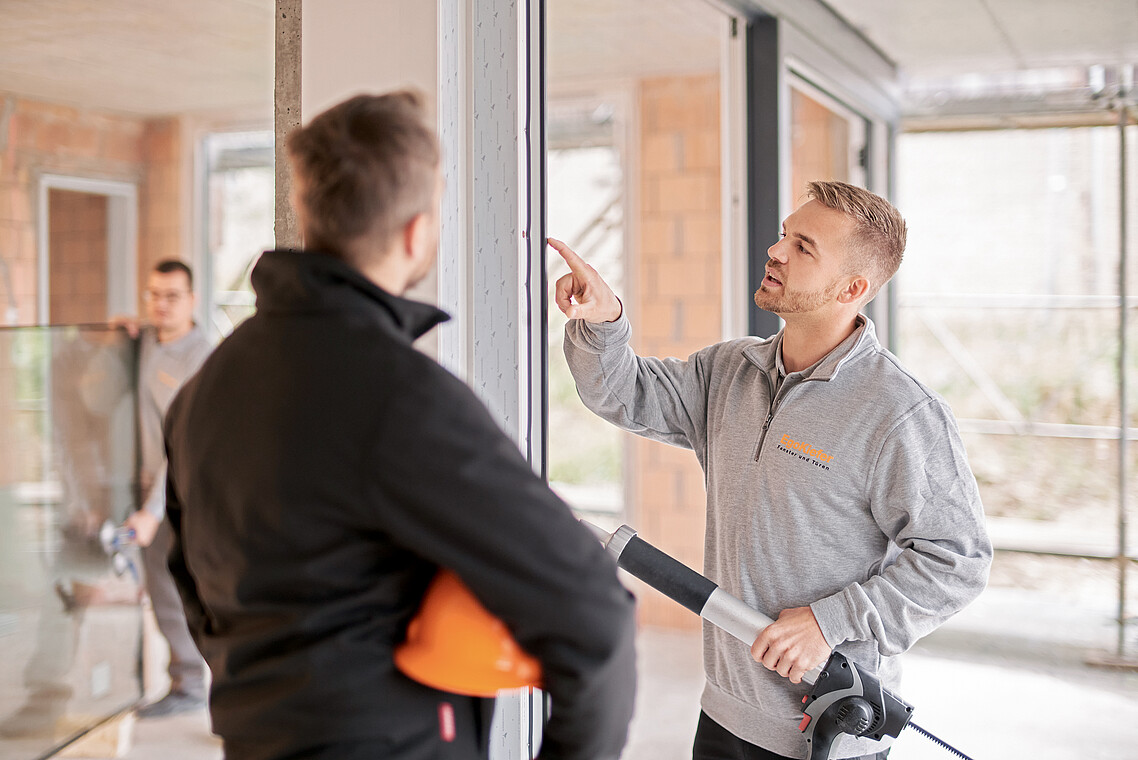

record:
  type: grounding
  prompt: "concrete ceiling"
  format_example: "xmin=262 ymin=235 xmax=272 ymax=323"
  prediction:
xmin=0 ymin=0 xmax=1134 ymax=118
xmin=0 ymin=0 xmax=274 ymax=117
xmin=547 ymin=0 xmax=722 ymax=83
xmin=823 ymin=0 xmax=1138 ymax=82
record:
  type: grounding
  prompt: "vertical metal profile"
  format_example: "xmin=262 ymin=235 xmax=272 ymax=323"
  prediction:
xmin=522 ymin=0 xmax=549 ymax=749
xmin=745 ymin=14 xmax=782 ymax=339
xmin=1118 ymin=95 xmax=1132 ymax=659
xmin=436 ymin=0 xmax=471 ymax=381
xmin=523 ymin=0 xmax=548 ymax=482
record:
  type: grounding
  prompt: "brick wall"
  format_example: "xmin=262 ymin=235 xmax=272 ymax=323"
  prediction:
xmin=138 ymin=118 xmax=184 ymax=308
xmin=790 ymin=87 xmax=852 ymax=198
xmin=631 ymin=73 xmax=722 ymax=629
xmin=0 ymin=92 xmax=183 ymax=324
xmin=48 ymin=189 xmax=108 ymax=323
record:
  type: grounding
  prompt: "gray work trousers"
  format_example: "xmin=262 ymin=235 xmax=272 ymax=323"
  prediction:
xmin=140 ymin=519 xmax=206 ymax=699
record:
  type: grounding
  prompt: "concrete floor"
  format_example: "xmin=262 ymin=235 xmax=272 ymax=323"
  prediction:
xmin=110 ymin=591 xmax=1138 ymax=760
xmin=24 ymin=579 xmax=1138 ymax=760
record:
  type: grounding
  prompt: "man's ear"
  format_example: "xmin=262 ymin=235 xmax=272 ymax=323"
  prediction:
xmin=402 ymin=211 xmax=430 ymax=262
xmin=837 ymin=276 xmax=871 ymax=304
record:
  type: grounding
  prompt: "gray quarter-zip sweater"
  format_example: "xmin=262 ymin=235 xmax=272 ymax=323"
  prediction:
xmin=138 ymin=324 xmax=213 ymax=519
xmin=565 ymin=313 xmax=991 ymax=758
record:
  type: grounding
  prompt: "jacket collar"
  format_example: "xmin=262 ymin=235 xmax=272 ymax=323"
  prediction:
xmin=743 ymin=314 xmax=876 ymax=381
xmin=251 ymin=249 xmax=450 ymax=341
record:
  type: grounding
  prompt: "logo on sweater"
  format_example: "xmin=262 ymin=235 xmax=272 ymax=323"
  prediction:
xmin=777 ymin=434 xmax=834 ymax=470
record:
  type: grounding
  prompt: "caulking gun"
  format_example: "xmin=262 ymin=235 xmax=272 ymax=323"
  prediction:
xmin=582 ymin=520 xmax=976 ymax=760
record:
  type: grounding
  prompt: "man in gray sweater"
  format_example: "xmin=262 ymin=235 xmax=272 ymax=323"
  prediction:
xmin=551 ymin=181 xmax=992 ymax=760
xmin=121 ymin=260 xmax=214 ymax=718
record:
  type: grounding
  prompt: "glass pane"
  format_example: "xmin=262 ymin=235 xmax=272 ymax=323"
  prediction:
xmin=789 ymin=81 xmax=866 ymax=197
xmin=0 ymin=326 xmax=141 ymax=754
xmin=900 ymin=306 xmax=1122 ymax=427
xmin=205 ymin=132 xmax=274 ymax=336
xmin=961 ymin=432 xmax=1117 ymax=540
xmin=897 ymin=125 xmax=1137 ymax=652
xmin=547 ymin=1 xmax=730 ymax=756
xmin=547 ymin=134 xmax=626 ymax=524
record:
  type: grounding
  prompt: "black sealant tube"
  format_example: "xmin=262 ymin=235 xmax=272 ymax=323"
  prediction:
xmin=616 ymin=535 xmax=718 ymax=615
xmin=585 ymin=521 xmax=812 ymax=682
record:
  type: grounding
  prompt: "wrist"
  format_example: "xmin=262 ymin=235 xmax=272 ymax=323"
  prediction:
xmin=604 ymin=297 xmax=624 ymax=323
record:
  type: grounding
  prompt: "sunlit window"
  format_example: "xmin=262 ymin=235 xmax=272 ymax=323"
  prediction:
xmin=202 ymin=131 xmax=274 ymax=336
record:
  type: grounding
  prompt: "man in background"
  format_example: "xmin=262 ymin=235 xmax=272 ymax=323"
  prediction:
xmin=0 ymin=259 xmax=211 ymax=735
xmin=121 ymin=259 xmax=213 ymax=718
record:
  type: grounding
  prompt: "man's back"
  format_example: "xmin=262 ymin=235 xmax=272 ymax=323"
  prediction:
xmin=164 ymin=250 xmax=636 ymax=758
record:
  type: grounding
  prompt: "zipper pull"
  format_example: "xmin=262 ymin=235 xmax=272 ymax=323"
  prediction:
xmin=755 ymin=412 xmax=775 ymax=461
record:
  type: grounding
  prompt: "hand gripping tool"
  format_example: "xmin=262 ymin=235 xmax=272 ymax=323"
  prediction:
xmin=582 ymin=521 xmax=976 ymax=760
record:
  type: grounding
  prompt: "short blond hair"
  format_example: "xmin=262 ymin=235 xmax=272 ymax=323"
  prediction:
xmin=806 ymin=181 xmax=906 ymax=301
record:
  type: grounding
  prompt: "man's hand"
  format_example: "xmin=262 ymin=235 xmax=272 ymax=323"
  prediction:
xmin=548 ymin=238 xmax=623 ymax=323
xmin=110 ymin=315 xmax=141 ymax=339
xmin=124 ymin=509 xmax=161 ymax=548
xmin=750 ymin=606 xmax=831 ymax=684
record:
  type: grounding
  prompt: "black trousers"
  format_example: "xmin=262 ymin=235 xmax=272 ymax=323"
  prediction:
xmin=692 ymin=712 xmax=890 ymax=760
xmin=223 ymin=697 xmax=493 ymax=760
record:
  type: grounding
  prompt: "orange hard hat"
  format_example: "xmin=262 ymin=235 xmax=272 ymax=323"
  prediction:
xmin=394 ymin=569 xmax=542 ymax=697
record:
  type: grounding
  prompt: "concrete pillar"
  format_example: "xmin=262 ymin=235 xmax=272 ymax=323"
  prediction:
xmin=274 ymin=0 xmax=301 ymax=251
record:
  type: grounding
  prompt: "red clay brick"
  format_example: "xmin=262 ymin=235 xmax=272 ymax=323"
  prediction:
xmin=687 ymin=129 xmax=720 ymax=171
xmin=640 ymin=215 xmax=679 ymax=256
xmin=642 ymin=132 xmax=682 ymax=172
xmin=657 ymin=173 xmax=716 ymax=214
xmin=682 ymin=298 xmax=722 ymax=342
xmin=652 ymin=255 xmax=713 ymax=299
xmin=680 ymin=214 xmax=721 ymax=255
xmin=103 ymin=128 xmax=143 ymax=164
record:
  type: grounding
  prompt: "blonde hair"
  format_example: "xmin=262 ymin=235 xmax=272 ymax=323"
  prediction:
xmin=806 ymin=180 xmax=907 ymax=301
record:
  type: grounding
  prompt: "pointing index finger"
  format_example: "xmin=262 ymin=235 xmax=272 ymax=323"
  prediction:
xmin=547 ymin=237 xmax=588 ymax=272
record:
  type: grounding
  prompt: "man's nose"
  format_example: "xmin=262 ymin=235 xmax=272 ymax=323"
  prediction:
xmin=767 ymin=239 xmax=788 ymax=263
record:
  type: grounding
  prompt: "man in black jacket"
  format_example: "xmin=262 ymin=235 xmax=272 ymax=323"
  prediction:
xmin=163 ymin=92 xmax=636 ymax=760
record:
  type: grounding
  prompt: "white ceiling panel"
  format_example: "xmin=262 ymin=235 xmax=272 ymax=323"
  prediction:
xmin=824 ymin=0 xmax=1138 ymax=80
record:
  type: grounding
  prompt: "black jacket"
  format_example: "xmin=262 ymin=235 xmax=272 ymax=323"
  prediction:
xmin=164 ymin=250 xmax=636 ymax=759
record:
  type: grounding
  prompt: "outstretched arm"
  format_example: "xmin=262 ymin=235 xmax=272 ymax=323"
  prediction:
xmin=552 ymin=237 xmax=717 ymax=457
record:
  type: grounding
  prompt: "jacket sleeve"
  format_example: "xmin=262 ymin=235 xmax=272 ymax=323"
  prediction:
xmin=563 ymin=315 xmax=711 ymax=462
xmin=366 ymin=363 xmax=637 ymax=760
xmin=162 ymin=393 xmax=209 ymax=647
xmin=810 ymin=397 xmax=993 ymax=656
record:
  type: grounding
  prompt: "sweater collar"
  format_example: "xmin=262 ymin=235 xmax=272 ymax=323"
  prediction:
xmin=250 ymin=249 xmax=450 ymax=341
xmin=744 ymin=314 xmax=876 ymax=381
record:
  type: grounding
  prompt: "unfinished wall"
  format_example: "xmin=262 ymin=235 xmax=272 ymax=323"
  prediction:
xmin=632 ymin=72 xmax=722 ymax=629
xmin=138 ymin=118 xmax=185 ymax=307
xmin=48 ymin=189 xmax=109 ymax=324
xmin=0 ymin=93 xmax=183 ymax=324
